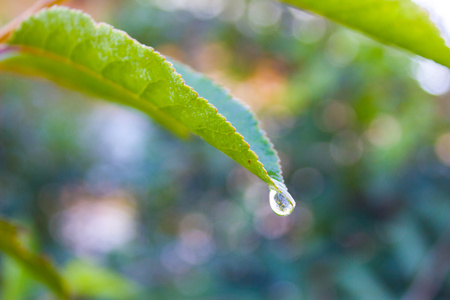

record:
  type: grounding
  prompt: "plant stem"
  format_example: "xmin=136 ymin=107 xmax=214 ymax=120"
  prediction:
xmin=0 ymin=0 xmax=67 ymax=43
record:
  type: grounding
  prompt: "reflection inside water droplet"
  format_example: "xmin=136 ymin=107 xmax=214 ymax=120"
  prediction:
xmin=269 ymin=179 xmax=296 ymax=216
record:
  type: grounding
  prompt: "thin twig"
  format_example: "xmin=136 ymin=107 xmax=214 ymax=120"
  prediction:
xmin=0 ymin=0 xmax=67 ymax=43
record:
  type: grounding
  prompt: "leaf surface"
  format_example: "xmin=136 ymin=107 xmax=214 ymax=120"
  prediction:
xmin=280 ymin=0 xmax=450 ymax=68
xmin=0 ymin=218 xmax=69 ymax=299
xmin=0 ymin=7 xmax=284 ymax=189
xmin=170 ymin=61 xmax=282 ymax=182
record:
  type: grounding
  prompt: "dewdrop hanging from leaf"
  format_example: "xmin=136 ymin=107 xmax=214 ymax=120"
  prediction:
xmin=269 ymin=179 xmax=296 ymax=216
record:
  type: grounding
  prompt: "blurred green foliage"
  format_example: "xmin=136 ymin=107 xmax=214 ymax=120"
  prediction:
xmin=0 ymin=219 xmax=68 ymax=299
xmin=1 ymin=0 xmax=450 ymax=299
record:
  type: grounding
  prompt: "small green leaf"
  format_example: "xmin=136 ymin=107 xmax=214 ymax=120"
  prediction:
xmin=0 ymin=218 xmax=69 ymax=299
xmin=0 ymin=6 xmax=286 ymax=193
xmin=279 ymin=0 xmax=450 ymax=68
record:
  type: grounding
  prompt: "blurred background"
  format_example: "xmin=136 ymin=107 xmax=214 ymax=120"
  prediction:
xmin=1 ymin=0 xmax=450 ymax=299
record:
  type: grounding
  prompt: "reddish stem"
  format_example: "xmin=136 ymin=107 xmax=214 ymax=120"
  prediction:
xmin=0 ymin=0 xmax=67 ymax=43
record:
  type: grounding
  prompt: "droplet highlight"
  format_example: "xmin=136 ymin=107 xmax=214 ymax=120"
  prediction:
xmin=269 ymin=179 xmax=296 ymax=216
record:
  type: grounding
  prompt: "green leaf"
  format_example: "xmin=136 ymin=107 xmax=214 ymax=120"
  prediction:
xmin=279 ymin=0 xmax=450 ymax=68
xmin=0 ymin=6 xmax=285 ymax=192
xmin=1 ymin=257 xmax=34 ymax=300
xmin=169 ymin=61 xmax=283 ymax=183
xmin=0 ymin=218 xmax=69 ymax=299
xmin=64 ymin=260 xmax=140 ymax=299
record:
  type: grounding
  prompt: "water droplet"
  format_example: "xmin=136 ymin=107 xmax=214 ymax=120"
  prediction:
xmin=269 ymin=179 xmax=296 ymax=216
